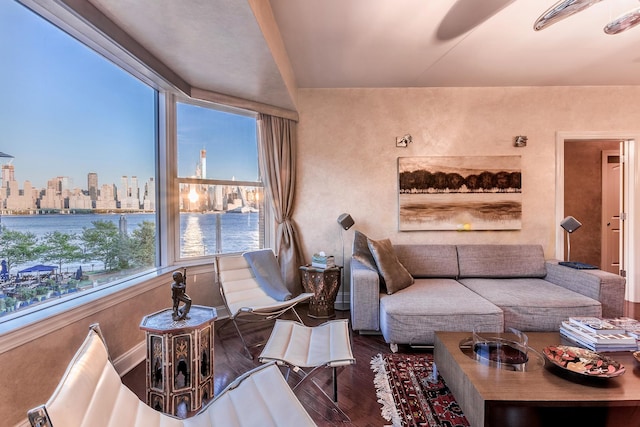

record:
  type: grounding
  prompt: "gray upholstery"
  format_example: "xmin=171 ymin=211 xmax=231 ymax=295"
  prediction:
xmin=459 ymin=277 xmax=601 ymax=331
xmin=350 ymin=258 xmax=381 ymax=332
xmin=544 ymin=260 xmax=625 ymax=318
xmin=379 ymin=279 xmax=503 ymax=345
xmin=457 ymin=244 xmax=546 ymax=278
xmin=394 ymin=245 xmax=459 ymax=278
xmin=351 ymin=243 xmax=626 ymax=347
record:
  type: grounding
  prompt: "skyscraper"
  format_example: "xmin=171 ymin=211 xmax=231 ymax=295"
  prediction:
xmin=1 ymin=164 xmax=15 ymax=187
xmin=200 ymin=148 xmax=206 ymax=179
xmin=88 ymin=172 xmax=98 ymax=201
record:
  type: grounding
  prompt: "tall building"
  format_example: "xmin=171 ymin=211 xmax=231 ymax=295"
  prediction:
xmin=88 ymin=172 xmax=98 ymax=201
xmin=143 ymin=177 xmax=155 ymax=211
xmin=131 ymin=175 xmax=140 ymax=204
xmin=2 ymin=164 xmax=15 ymax=187
xmin=200 ymin=148 xmax=206 ymax=179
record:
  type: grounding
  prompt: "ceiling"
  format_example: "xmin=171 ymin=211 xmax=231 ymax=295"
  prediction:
xmin=83 ymin=0 xmax=640 ymax=111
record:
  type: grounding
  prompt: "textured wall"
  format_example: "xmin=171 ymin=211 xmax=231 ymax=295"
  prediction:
xmin=294 ymin=86 xmax=640 ymax=274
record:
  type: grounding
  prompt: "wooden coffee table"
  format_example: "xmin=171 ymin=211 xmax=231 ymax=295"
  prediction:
xmin=434 ymin=331 xmax=640 ymax=427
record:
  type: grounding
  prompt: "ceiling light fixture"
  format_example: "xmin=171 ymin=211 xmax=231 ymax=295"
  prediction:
xmin=604 ymin=7 xmax=640 ymax=34
xmin=534 ymin=0 xmax=640 ymax=34
xmin=534 ymin=0 xmax=602 ymax=31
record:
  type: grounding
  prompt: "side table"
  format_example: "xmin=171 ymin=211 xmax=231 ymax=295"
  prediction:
xmin=139 ymin=305 xmax=217 ymax=417
xmin=299 ymin=265 xmax=342 ymax=318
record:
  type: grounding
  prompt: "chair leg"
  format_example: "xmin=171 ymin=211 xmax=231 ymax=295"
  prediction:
xmin=291 ymin=307 xmax=304 ymax=324
xmin=333 ymin=367 xmax=338 ymax=402
xmin=292 ymin=366 xmax=350 ymax=422
xmin=230 ymin=318 xmax=254 ymax=359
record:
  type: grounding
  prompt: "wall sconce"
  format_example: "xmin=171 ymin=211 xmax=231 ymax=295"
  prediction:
xmin=396 ymin=134 xmax=413 ymax=148
xmin=514 ymin=136 xmax=527 ymax=147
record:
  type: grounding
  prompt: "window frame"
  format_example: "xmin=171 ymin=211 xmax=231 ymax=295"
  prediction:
xmin=173 ymin=96 xmax=271 ymax=262
xmin=1 ymin=1 xmax=275 ymax=351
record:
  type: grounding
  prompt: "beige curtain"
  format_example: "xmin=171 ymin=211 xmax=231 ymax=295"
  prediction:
xmin=257 ymin=113 xmax=304 ymax=294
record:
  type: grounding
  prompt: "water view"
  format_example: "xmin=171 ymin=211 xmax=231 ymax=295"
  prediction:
xmin=0 ymin=212 xmax=259 ymax=316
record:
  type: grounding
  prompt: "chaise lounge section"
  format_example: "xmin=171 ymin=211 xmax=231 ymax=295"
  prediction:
xmin=350 ymin=236 xmax=626 ymax=350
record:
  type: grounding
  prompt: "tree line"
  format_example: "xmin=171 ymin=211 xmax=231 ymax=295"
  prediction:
xmin=399 ymin=170 xmax=521 ymax=193
xmin=0 ymin=219 xmax=156 ymax=279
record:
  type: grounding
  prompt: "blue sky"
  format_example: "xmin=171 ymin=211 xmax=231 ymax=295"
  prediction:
xmin=0 ymin=0 xmax=258 ymax=191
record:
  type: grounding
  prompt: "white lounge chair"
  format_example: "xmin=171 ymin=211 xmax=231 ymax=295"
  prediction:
xmin=215 ymin=254 xmax=313 ymax=358
xmin=27 ymin=324 xmax=317 ymax=427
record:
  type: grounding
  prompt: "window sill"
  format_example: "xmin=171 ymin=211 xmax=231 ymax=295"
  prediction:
xmin=0 ymin=267 xmax=176 ymax=355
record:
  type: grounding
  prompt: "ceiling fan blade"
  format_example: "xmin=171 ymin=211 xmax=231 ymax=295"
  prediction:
xmin=604 ymin=7 xmax=640 ymax=34
xmin=534 ymin=0 xmax=603 ymax=31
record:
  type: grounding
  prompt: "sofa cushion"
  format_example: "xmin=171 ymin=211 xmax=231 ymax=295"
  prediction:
xmin=367 ymin=238 xmax=414 ymax=294
xmin=457 ymin=244 xmax=546 ymax=278
xmin=352 ymin=230 xmax=377 ymax=271
xmin=459 ymin=277 xmax=602 ymax=331
xmin=394 ymin=245 xmax=459 ymax=278
xmin=379 ymin=279 xmax=504 ymax=345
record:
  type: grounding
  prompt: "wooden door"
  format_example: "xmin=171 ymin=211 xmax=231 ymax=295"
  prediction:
xmin=601 ymin=150 xmax=620 ymax=274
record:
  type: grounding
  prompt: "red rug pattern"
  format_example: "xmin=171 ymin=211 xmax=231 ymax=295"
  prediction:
xmin=371 ymin=353 xmax=469 ymax=427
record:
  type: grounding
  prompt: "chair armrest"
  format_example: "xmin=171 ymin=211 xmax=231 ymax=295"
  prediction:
xmin=350 ymin=258 xmax=381 ymax=332
xmin=544 ymin=260 xmax=626 ymax=318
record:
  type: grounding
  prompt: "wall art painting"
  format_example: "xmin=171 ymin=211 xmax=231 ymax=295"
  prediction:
xmin=398 ymin=156 xmax=522 ymax=231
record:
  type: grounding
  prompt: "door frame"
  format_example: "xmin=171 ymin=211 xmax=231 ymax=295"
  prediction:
xmin=555 ymin=131 xmax=639 ymax=302
xmin=601 ymin=149 xmax=620 ymax=274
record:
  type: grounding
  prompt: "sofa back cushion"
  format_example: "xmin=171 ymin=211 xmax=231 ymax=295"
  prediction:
xmin=394 ymin=245 xmax=459 ymax=278
xmin=457 ymin=244 xmax=546 ymax=278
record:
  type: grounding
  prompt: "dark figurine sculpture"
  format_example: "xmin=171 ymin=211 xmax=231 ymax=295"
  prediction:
xmin=171 ymin=269 xmax=192 ymax=321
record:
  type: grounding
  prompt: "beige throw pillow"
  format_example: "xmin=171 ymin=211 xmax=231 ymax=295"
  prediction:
xmin=367 ymin=238 xmax=414 ymax=294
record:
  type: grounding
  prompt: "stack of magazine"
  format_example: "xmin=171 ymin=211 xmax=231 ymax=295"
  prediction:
xmin=560 ymin=316 xmax=639 ymax=352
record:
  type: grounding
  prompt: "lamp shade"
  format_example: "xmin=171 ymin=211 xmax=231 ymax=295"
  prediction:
xmin=337 ymin=213 xmax=354 ymax=230
xmin=560 ymin=216 xmax=582 ymax=233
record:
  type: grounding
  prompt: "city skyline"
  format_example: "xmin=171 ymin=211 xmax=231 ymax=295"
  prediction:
xmin=1 ymin=160 xmax=156 ymax=213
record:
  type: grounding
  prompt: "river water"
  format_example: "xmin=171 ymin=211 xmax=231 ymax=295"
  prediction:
xmin=0 ymin=212 xmax=260 ymax=273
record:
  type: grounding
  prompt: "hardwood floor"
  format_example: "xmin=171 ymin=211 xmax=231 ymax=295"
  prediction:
xmin=122 ymin=301 xmax=640 ymax=426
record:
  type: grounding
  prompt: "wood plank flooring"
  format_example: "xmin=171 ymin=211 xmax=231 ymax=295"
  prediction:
xmin=122 ymin=301 xmax=640 ymax=426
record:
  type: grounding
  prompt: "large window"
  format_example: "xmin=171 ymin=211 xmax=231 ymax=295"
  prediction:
xmin=176 ymin=102 xmax=264 ymax=258
xmin=0 ymin=1 xmax=157 ymax=319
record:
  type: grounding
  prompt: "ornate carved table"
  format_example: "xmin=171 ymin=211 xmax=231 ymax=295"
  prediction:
xmin=139 ymin=305 xmax=217 ymax=417
xmin=299 ymin=265 xmax=342 ymax=318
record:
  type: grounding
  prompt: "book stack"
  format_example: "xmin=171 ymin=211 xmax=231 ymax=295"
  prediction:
xmin=606 ymin=316 xmax=640 ymax=340
xmin=560 ymin=316 xmax=638 ymax=352
xmin=311 ymin=253 xmax=335 ymax=269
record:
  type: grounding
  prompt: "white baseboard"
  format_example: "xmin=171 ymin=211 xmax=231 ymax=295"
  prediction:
xmin=113 ymin=339 xmax=146 ymax=375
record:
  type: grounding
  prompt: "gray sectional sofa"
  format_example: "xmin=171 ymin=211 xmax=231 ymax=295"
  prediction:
xmin=350 ymin=239 xmax=626 ymax=350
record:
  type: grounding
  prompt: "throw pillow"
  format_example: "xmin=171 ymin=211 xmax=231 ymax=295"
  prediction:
xmin=352 ymin=230 xmax=377 ymax=271
xmin=367 ymin=238 xmax=414 ymax=294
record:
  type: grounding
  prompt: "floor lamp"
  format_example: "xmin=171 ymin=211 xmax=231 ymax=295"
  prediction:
xmin=336 ymin=213 xmax=354 ymax=311
xmin=560 ymin=216 xmax=582 ymax=262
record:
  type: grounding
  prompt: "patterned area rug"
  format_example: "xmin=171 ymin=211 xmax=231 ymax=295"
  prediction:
xmin=371 ymin=353 xmax=470 ymax=427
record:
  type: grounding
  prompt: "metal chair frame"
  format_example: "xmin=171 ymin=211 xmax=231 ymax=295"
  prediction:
xmin=258 ymin=319 xmax=356 ymax=421
xmin=215 ymin=255 xmax=312 ymax=359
